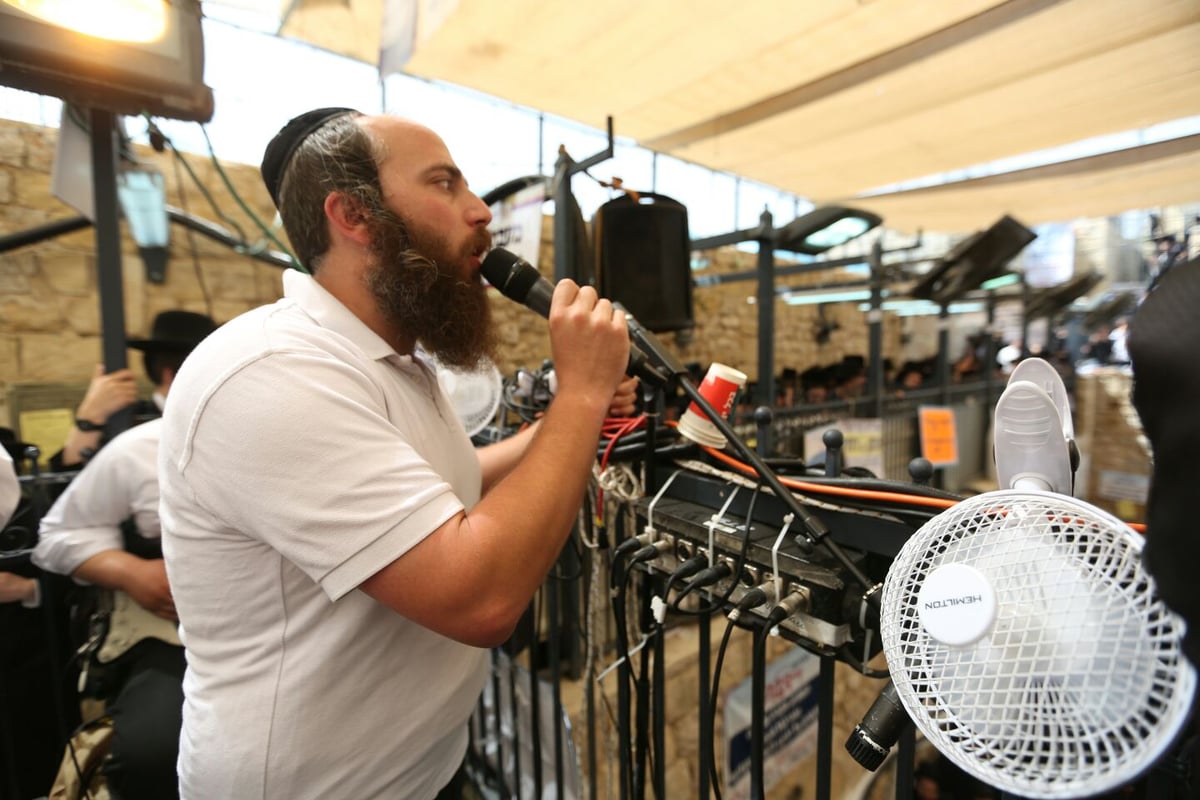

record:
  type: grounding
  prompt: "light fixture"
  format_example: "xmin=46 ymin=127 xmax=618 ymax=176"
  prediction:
xmin=910 ymin=215 xmax=1036 ymax=306
xmin=776 ymin=205 xmax=883 ymax=255
xmin=4 ymin=0 xmax=167 ymax=42
xmin=116 ymin=165 xmax=169 ymax=283
xmin=783 ymin=288 xmax=873 ymax=306
xmin=0 ymin=0 xmax=214 ymax=122
xmin=979 ymin=272 xmax=1022 ymax=291
xmin=857 ymin=300 xmax=987 ymax=316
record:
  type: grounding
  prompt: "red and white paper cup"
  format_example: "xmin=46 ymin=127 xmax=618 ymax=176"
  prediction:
xmin=677 ymin=362 xmax=747 ymax=449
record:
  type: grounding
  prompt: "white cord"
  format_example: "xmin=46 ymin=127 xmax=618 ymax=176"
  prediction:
xmin=596 ymin=461 xmax=642 ymax=503
xmin=643 ymin=468 xmax=682 ymax=543
xmin=771 ymin=513 xmax=795 ymax=607
xmin=705 ymin=487 xmax=740 ymax=567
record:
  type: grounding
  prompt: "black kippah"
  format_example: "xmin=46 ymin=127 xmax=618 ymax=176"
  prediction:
xmin=260 ymin=107 xmax=359 ymax=208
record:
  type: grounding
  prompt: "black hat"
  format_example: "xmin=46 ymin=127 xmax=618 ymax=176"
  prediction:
xmin=260 ymin=107 xmax=359 ymax=208
xmin=832 ymin=355 xmax=866 ymax=383
xmin=127 ymin=310 xmax=217 ymax=353
xmin=799 ymin=366 xmax=828 ymax=390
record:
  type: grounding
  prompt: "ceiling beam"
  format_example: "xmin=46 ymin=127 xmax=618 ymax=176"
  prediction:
xmin=856 ymin=133 xmax=1200 ymax=200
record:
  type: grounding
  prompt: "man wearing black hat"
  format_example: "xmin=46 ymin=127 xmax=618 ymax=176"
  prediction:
xmin=54 ymin=310 xmax=218 ymax=471
xmin=33 ymin=309 xmax=216 ymax=800
xmin=159 ymin=109 xmax=634 ymax=799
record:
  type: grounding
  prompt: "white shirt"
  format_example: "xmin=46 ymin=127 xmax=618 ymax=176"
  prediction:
xmin=33 ymin=419 xmax=163 ymax=579
xmin=0 ymin=448 xmax=18 ymax=527
xmin=160 ymin=270 xmax=487 ymax=800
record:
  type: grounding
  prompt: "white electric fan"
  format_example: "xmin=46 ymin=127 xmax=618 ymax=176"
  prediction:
xmin=424 ymin=352 xmax=503 ymax=437
xmin=875 ymin=360 xmax=1196 ymax=798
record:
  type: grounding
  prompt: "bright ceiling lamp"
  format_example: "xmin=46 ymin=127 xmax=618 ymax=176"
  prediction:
xmin=0 ymin=0 xmax=213 ymax=122
xmin=3 ymin=0 xmax=167 ymax=42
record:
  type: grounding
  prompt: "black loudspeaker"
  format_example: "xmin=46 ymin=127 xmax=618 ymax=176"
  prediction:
xmin=595 ymin=192 xmax=693 ymax=333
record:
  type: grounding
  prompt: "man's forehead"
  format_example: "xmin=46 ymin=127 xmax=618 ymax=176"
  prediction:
xmin=362 ymin=115 xmax=454 ymax=170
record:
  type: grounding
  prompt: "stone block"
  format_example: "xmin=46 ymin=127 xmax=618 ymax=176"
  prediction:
xmin=0 ymin=126 xmax=23 ymax=168
xmin=37 ymin=250 xmax=94 ymax=294
xmin=0 ymin=293 xmax=63 ymax=333
xmin=17 ymin=333 xmax=100 ymax=382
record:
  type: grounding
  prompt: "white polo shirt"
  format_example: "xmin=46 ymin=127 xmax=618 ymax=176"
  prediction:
xmin=33 ymin=418 xmax=163 ymax=578
xmin=160 ymin=270 xmax=487 ymax=800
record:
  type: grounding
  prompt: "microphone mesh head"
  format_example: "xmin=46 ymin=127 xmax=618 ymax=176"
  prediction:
xmin=481 ymin=248 xmax=538 ymax=300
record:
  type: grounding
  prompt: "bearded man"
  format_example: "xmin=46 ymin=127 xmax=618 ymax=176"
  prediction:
xmin=159 ymin=109 xmax=637 ymax=800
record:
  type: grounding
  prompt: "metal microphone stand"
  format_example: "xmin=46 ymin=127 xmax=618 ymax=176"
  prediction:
xmin=621 ymin=312 xmax=880 ymax=607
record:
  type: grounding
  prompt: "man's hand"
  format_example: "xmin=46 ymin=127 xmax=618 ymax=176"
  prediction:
xmin=77 ymin=551 xmax=178 ymax=622
xmin=123 ymin=558 xmax=177 ymax=622
xmin=547 ymin=281 xmax=631 ymax=407
xmin=0 ymin=572 xmax=37 ymax=605
xmin=76 ymin=365 xmax=139 ymax=425
xmin=608 ymin=376 xmax=640 ymax=418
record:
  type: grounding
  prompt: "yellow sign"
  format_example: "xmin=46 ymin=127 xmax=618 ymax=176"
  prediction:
xmin=17 ymin=407 xmax=74 ymax=466
xmin=918 ymin=406 xmax=958 ymax=467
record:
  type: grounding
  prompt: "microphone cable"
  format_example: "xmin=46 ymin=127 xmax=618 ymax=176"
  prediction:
xmin=705 ymin=585 xmax=775 ymax=800
xmin=609 ymin=510 xmax=640 ymax=800
xmin=750 ymin=609 xmax=770 ymax=800
xmin=671 ymin=483 xmax=763 ymax=617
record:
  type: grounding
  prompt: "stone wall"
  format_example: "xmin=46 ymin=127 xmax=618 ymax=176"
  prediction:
xmin=0 ymin=118 xmax=905 ymax=440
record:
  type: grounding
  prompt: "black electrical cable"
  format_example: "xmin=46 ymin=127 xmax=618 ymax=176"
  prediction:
xmin=707 ymin=612 xmax=739 ymax=800
xmin=705 ymin=589 xmax=771 ymax=799
xmin=610 ymin=510 xmax=641 ymax=800
xmin=671 ymin=484 xmax=763 ymax=616
xmin=634 ymin=578 xmax=652 ymax=800
xmin=749 ymin=615 xmax=771 ymax=800
xmin=657 ymin=553 xmax=710 ymax=625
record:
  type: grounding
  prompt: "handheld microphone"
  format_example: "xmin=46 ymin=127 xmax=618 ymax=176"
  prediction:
xmin=844 ymin=680 xmax=911 ymax=771
xmin=481 ymin=247 xmax=668 ymax=385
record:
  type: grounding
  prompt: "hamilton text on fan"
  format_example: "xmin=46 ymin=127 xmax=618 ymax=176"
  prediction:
xmin=924 ymin=595 xmax=984 ymax=610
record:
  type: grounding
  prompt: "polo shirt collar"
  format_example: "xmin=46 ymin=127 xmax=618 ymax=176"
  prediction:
xmin=282 ymin=269 xmax=406 ymax=364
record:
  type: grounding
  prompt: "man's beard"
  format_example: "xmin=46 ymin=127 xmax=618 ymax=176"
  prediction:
xmin=363 ymin=206 xmax=497 ymax=370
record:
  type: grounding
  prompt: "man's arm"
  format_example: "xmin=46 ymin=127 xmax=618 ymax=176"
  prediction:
xmin=72 ymin=552 xmax=175 ymax=621
xmin=34 ymin=423 xmax=174 ymax=620
xmin=476 ymin=376 xmax=637 ymax=494
xmin=363 ymin=281 xmax=630 ymax=647
xmin=58 ymin=365 xmax=139 ymax=468
xmin=476 ymin=421 xmax=540 ymax=496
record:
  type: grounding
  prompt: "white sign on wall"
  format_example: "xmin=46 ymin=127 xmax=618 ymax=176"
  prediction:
xmin=487 ymin=181 xmax=546 ymax=270
xmin=723 ymin=646 xmax=821 ymax=799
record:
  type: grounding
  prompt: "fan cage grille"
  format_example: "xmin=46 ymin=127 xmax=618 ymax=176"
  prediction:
xmin=881 ymin=490 xmax=1196 ymax=798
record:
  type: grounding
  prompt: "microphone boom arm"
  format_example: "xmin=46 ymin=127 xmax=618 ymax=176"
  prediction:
xmin=624 ymin=313 xmax=880 ymax=606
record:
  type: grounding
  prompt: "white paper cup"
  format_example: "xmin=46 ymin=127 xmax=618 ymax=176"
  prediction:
xmin=677 ymin=362 xmax=747 ymax=449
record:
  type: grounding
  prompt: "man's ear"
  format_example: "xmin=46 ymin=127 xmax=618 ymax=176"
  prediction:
xmin=324 ymin=192 xmax=371 ymax=246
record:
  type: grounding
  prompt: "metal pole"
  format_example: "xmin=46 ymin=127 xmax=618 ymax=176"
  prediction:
xmin=868 ymin=239 xmax=885 ymax=419
xmin=89 ymin=107 xmax=132 ymax=436
xmin=552 ymin=148 xmax=575 ymax=284
xmin=816 ymin=655 xmax=835 ymax=800
xmin=0 ymin=216 xmax=91 ymax=254
xmin=756 ymin=210 xmax=776 ymax=413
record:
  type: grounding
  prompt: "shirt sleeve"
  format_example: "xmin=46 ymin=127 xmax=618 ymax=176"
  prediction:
xmin=32 ymin=424 xmax=158 ymax=580
xmin=0 ymin=448 xmax=18 ymax=526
